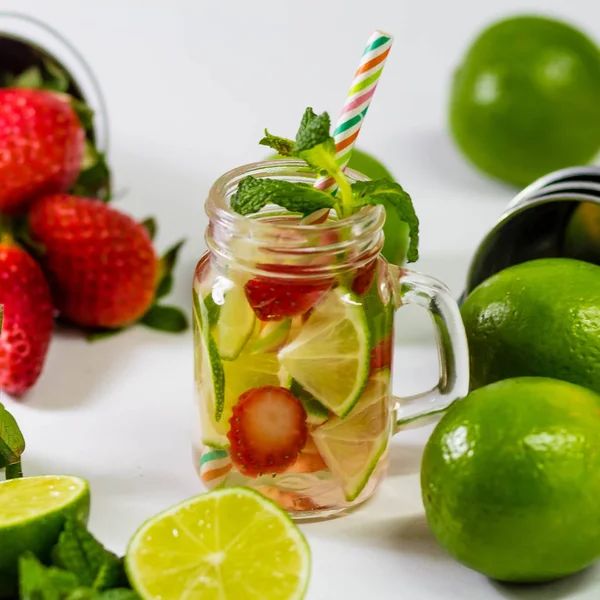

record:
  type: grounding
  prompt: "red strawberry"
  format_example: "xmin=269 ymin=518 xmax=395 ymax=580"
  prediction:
xmin=244 ymin=265 xmax=332 ymax=321
xmin=227 ymin=386 xmax=308 ymax=478
xmin=0 ymin=242 xmax=54 ymax=396
xmin=370 ymin=333 xmax=394 ymax=374
xmin=29 ymin=194 xmax=157 ymax=328
xmin=0 ymin=89 xmax=84 ymax=214
xmin=352 ymin=258 xmax=377 ymax=295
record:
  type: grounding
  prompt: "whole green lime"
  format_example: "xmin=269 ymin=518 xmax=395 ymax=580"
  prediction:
xmin=461 ymin=258 xmax=600 ymax=391
xmin=422 ymin=377 xmax=600 ymax=582
xmin=450 ymin=16 xmax=600 ymax=186
xmin=563 ymin=202 xmax=600 ymax=264
xmin=268 ymin=148 xmax=395 ymax=181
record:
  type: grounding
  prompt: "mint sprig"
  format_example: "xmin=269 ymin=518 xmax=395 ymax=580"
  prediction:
xmin=52 ymin=520 xmax=122 ymax=591
xmin=232 ymin=107 xmax=419 ymax=265
xmin=352 ymin=179 xmax=419 ymax=263
xmin=19 ymin=521 xmax=139 ymax=599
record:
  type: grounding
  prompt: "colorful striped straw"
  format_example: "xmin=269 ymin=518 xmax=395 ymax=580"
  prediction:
xmin=314 ymin=30 xmax=393 ymax=193
xmin=199 ymin=447 xmax=232 ymax=490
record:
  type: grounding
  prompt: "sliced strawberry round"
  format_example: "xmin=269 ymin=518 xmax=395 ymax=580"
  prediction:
xmin=227 ymin=386 xmax=308 ymax=478
xmin=244 ymin=265 xmax=332 ymax=321
xmin=370 ymin=333 xmax=393 ymax=374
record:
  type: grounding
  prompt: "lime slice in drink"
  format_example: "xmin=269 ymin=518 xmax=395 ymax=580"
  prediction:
xmin=312 ymin=373 xmax=391 ymax=501
xmin=248 ymin=319 xmax=292 ymax=354
xmin=126 ymin=487 xmax=311 ymax=600
xmin=279 ymin=288 xmax=370 ymax=418
xmin=290 ymin=380 xmax=329 ymax=425
xmin=193 ymin=290 xmax=225 ymax=422
xmin=0 ymin=476 xmax=90 ymax=597
xmin=213 ymin=285 xmax=256 ymax=361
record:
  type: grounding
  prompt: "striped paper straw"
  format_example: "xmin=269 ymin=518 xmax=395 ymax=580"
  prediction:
xmin=199 ymin=447 xmax=232 ymax=490
xmin=315 ymin=30 xmax=393 ymax=193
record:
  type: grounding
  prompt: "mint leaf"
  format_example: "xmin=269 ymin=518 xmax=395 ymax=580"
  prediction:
xmin=294 ymin=108 xmax=332 ymax=155
xmin=231 ymin=177 xmax=335 ymax=216
xmin=293 ymin=108 xmax=352 ymax=214
xmin=53 ymin=520 xmax=121 ymax=590
xmin=351 ymin=179 xmax=420 ymax=264
xmin=0 ymin=402 xmax=25 ymax=469
xmin=140 ymin=305 xmax=189 ymax=333
xmin=20 ymin=552 xmax=79 ymax=600
xmin=204 ymin=294 xmax=221 ymax=327
xmin=259 ymin=130 xmax=294 ymax=156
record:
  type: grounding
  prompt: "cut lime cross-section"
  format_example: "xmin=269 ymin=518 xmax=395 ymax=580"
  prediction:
xmin=0 ymin=476 xmax=90 ymax=598
xmin=312 ymin=373 xmax=391 ymax=501
xmin=126 ymin=487 xmax=311 ymax=600
xmin=278 ymin=288 xmax=370 ymax=418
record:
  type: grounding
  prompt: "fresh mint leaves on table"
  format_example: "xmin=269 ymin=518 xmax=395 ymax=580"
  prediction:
xmin=19 ymin=519 xmax=139 ymax=599
xmin=232 ymin=106 xmax=420 ymax=266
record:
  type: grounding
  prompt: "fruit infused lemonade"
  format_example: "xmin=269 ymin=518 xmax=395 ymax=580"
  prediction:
xmin=193 ymin=33 xmax=468 ymax=519
xmin=193 ymin=208 xmax=396 ymax=516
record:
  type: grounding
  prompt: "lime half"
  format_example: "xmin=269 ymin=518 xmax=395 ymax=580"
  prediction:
xmin=312 ymin=373 xmax=391 ymax=501
xmin=279 ymin=288 xmax=369 ymax=418
xmin=0 ymin=476 xmax=90 ymax=597
xmin=126 ymin=487 xmax=311 ymax=600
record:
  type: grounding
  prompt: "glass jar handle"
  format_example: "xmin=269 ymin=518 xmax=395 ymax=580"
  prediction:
xmin=389 ymin=266 xmax=470 ymax=431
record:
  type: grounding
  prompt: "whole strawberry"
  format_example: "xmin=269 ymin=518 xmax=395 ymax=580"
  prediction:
xmin=0 ymin=241 xmax=54 ymax=396
xmin=29 ymin=194 xmax=158 ymax=329
xmin=0 ymin=89 xmax=84 ymax=214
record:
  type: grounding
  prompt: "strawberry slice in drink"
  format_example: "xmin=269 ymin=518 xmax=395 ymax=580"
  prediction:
xmin=370 ymin=334 xmax=393 ymax=374
xmin=244 ymin=264 xmax=333 ymax=321
xmin=227 ymin=386 xmax=308 ymax=477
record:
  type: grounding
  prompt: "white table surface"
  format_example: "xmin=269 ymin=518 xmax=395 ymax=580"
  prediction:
xmin=1 ymin=0 xmax=600 ymax=598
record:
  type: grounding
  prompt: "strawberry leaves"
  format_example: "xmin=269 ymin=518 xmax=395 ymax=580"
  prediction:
xmin=140 ymin=239 xmax=189 ymax=334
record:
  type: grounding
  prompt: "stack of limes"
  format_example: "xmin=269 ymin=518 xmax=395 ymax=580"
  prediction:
xmin=423 ymin=257 xmax=600 ymax=582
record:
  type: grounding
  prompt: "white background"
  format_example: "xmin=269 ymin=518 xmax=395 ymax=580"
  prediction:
xmin=1 ymin=1 xmax=600 ymax=598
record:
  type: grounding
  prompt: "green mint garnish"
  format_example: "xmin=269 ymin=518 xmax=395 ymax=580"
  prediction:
xmin=231 ymin=106 xmax=419 ymax=265
xmin=52 ymin=519 xmax=123 ymax=591
xmin=259 ymin=130 xmax=294 ymax=156
xmin=19 ymin=552 xmax=80 ymax=599
xmin=231 ymin=177 xmax=335 ymax=217
xmin=352 ymin=179 xmax=420 ymax=263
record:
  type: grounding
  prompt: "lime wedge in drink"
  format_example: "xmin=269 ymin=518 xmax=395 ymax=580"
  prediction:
xmin=312 ymin=373 xmax=391 ymax=501
xmin=290 ymin=380 xmax=329 ymax=425
xmin=278 ymin=288 xmax=370 ymax=418
xmin=0 ymin=476 xmax=90 ymax=597
xmin=248 ymin=319 xmax=292 ymax=354
xmin=213 ymin=285 xmax=256 ymax=361
xmin=126 ymin=487 xmax=311 ymax=600
xmin=193 ymin=289 xmax=225 ymax=423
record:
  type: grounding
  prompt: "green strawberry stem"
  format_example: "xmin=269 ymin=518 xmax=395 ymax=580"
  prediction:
xmin=5 ymin=459 xmax=23 ymax=479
